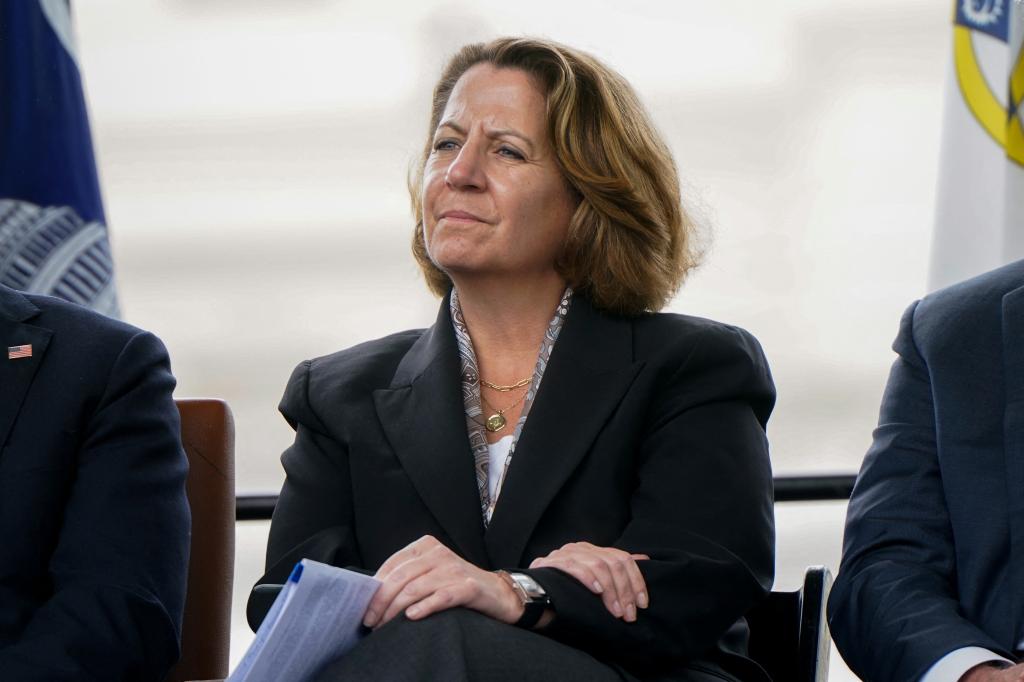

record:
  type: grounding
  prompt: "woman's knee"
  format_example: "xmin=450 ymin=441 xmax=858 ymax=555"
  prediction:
xmin=377 ymin=607 xmax=500 ymax=642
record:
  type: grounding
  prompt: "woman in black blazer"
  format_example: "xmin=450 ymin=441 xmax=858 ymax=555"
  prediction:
xmin=249 ymin=37 xmax=776 ymax=682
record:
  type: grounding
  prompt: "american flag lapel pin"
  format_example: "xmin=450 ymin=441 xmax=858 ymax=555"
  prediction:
xmin=7 ymin=345 xmax=32 ymax=360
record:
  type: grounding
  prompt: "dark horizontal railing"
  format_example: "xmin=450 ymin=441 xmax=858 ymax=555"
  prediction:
xmin=236 ymin=495 xmax=280 ymax=521
xmin=234 ymin=474 xmax=858 ymax=521
xmin=772 ymin=474 xmax=856 ymax=502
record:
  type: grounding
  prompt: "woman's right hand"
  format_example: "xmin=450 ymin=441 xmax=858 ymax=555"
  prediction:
xmin=363 ymin=535 xmax=523 ymax=629
xmin=529 ymin=542 xmax=649 ymax=622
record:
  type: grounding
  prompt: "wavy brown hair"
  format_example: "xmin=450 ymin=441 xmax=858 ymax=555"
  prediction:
xmin=410 ymin=37 xmax=700 ymax=315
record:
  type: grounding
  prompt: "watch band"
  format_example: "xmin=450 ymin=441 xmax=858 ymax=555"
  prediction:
xmin=497 ymin=570 xmax=551 ymax=629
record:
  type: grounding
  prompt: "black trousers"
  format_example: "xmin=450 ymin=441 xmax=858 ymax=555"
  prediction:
xmin=312 ymin=608 xmax=736 ymax=682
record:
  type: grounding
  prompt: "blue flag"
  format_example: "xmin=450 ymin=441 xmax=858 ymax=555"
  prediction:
xmin=0 ymin=0 xmax=119 ymax=317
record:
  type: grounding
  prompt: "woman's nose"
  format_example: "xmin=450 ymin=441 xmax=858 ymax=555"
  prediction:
xmin=444 ymin=142 xmax=486 ymax=191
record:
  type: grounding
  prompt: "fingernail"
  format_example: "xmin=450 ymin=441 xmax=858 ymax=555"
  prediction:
xmin=592 ymin=581 xmax=603 ymax=593
xmin=363 ymin=610 xmax=377 ymax=627
xmin=638 ymin=592 xmax=649 ymax=608
xmin=612 ymin=600 xmax=623 ymax=617
xmin=626 ymin=603 xmax=637 ymax=622
xmin=407 ymin=605 xmax=420 ymax=618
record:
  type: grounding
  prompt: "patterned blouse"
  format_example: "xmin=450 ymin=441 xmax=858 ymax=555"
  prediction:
xmin=450 ymin=286 xmax=573 ymax=525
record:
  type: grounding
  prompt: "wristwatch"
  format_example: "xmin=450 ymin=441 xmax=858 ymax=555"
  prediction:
xmin=498 ymin=571 xmax=551 ymax=629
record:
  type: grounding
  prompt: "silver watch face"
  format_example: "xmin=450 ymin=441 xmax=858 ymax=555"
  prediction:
xmin=509 ymin=572 xmax=547 ymax=600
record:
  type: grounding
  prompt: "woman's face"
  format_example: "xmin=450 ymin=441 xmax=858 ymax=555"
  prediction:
xmin=421 ymin=64 xmax=577 ymax=283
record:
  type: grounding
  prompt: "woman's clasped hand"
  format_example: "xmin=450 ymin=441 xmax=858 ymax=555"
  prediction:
xmin=529 ymin=542 xmax=650 ymax=623
xmin=362 ymin=535 xmax=524 ymax=628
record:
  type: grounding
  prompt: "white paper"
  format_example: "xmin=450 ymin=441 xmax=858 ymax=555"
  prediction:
xmin=228 ymin=559 xmax=381 ymax=682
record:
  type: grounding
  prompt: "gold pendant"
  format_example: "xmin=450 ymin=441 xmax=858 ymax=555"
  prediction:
xmin=485 ymin=413 xmax=507 ymax=432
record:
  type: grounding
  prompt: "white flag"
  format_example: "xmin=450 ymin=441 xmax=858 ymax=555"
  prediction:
xmin=929 ymin=1 xmax=1024 ymax=290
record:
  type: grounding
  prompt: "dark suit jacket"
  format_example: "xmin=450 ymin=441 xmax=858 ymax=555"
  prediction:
xmin=828 ymin=259 xmax=1024 ymax=682
xmin=0 ymin=284 xmax=190 ymax=681
xmin=248 ymin=293 xmax=776 ymax=681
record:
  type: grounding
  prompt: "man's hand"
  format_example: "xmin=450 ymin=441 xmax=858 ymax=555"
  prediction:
xmin=961 ymin=662 xmax=1024 ymax=682
xmin=362 ymin=535 xmax=522 ymax=628
xmin=529 ymin=542 xmax=649 ymax=622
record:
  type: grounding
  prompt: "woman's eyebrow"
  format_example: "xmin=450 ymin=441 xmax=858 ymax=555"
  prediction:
xmin=487 ymin=128 xmax=535 ymax=154
xmin=436 ymin=120 xmax=466 ymax=136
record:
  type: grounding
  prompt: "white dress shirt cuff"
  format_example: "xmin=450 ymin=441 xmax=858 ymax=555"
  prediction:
xmin=920 ymin=647 xmax=1013 ymax=682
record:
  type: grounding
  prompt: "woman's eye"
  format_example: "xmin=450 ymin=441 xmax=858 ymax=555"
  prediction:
xmin=433 ymin=139 xmax=459 ymax=151
xmin=498 ymin=146 xmax=524 ymax=160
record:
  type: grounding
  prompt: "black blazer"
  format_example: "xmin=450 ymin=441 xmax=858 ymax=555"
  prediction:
xmin=249 ymin=294 xmax=775 ymax=681
xmin=0 ymin=284 xmax=190 ymax=681
xmin=829 ymin=259 xmax=1024 ymax=682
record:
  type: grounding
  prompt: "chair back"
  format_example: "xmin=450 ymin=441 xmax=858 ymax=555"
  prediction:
xmin=166 ymin=399 xmax=236 ymax=682
xmin=746 ymin=566 xmax=832 ymax=682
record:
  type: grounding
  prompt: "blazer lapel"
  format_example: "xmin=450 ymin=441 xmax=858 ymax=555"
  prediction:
xmin=1002 ymin=284 xmax=1024 ymax=647
xmin=485 ymin=297 xmax=643 ymax=568
xmin=0 ymin=287 xmax=52 ymax=450
xmin=373 ymin=297 xmax=489 ymax=567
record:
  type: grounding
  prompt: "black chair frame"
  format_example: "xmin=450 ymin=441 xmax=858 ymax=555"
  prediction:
xmin=747 ymin=565 xmax=833 ymax=682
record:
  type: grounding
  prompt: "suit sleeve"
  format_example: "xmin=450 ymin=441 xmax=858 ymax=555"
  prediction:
xmin=522 ymin=324 xmax=776 ymax=671
xmin=0 ymin=331 xmax=190 ymax=681
xmin=827 ymin=301 xmax=1012 ymax=682
xmin=246 ymin=360 xmax=362 ymax=630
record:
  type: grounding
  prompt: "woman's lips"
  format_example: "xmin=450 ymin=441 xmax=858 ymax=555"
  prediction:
xmin=439 ymin=210 xmax=486 ymax=223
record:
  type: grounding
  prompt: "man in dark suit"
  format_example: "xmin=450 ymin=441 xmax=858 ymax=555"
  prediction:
xmin=829 ymin=260 xmax=1024 ymax=682
xmin=0 ymin=283 xmax=190 ymax=680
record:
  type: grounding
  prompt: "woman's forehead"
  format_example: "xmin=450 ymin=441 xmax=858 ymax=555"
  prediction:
xmin=440 ymin=64 xmax=547 ymax=132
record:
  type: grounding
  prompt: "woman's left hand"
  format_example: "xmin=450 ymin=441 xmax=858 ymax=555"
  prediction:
xmin=362 ymin=535 xmax=522 ymax=629
xmin=529 ymin=542 xmax=649 ymax=623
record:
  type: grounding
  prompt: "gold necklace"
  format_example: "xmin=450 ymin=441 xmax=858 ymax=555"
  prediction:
xmin=480 ymin=376 xmax=531 ymax=392
xmin=480 ymin=389 xmax=529 ymax=433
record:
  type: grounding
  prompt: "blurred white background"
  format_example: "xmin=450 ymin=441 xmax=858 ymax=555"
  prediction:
xmin=72 ymin=1 xmax=950 ymax=678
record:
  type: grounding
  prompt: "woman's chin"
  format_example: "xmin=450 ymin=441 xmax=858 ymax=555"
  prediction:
xmin=427 ymin=250 xmax=493 ymax=278
xmin=433 ymin=262 xmax=491 ymax=282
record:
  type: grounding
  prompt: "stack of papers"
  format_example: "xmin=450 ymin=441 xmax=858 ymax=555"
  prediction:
xmin=228 ymin=559 xmax=381 ymax=682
